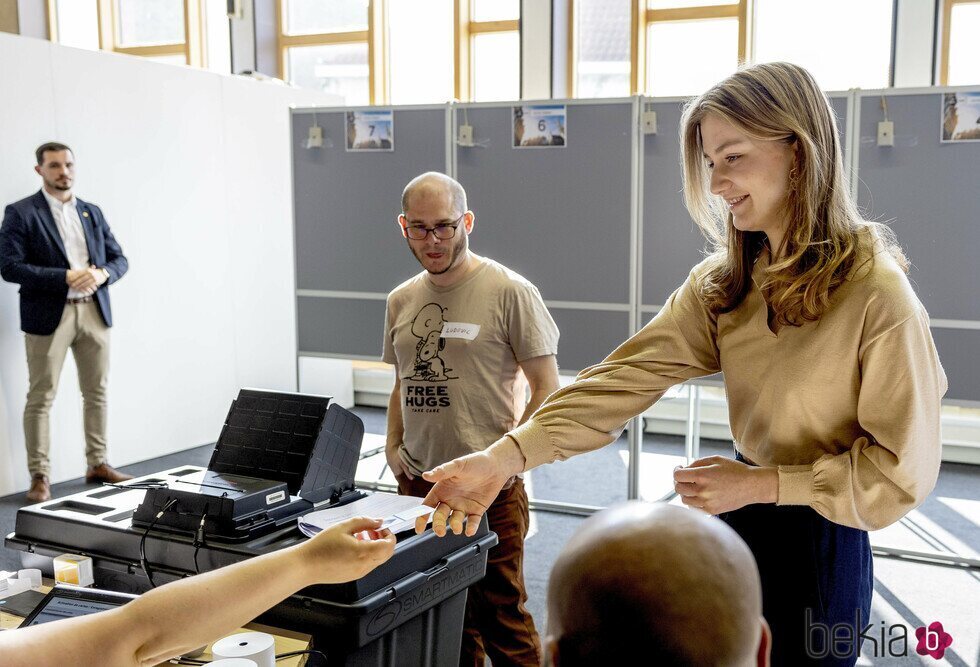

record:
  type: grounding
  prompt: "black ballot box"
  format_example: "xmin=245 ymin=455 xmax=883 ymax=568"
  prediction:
xmin=4 ymin=466 xmax=497 ymax=665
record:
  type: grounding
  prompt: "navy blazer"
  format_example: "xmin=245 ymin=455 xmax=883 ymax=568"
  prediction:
xmin=0 ymin=190 xmax=128 ymax=335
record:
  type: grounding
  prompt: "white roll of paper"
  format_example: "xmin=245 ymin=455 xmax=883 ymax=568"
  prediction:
xmin=17 ymin=569 xmax=42 ymax=589
xmin=211 ymin=632 xmax=275 ymax=667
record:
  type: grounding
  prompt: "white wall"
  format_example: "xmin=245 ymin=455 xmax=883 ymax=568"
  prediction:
xmin=0 ymin=32 xmax=341 ymax=495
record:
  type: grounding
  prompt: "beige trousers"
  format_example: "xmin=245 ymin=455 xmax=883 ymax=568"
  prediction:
xmin=24 ymin=301 xmax=110 ymax=476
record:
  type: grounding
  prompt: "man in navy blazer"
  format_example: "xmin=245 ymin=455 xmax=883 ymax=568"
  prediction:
xmin=0 ymin=142 xmax=132 ymax=502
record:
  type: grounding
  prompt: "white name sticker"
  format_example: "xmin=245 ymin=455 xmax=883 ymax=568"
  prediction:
xmin=441 ymin=322 xmax=481 ymax=340
xmin=266 ymin=490 xmax=286 ymax=505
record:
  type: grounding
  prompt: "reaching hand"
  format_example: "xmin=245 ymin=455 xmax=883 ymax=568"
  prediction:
xmin=300 ymin=516 xmax=396 ymax=584
xmin=415 ymin=439 xmax=526 ymax=537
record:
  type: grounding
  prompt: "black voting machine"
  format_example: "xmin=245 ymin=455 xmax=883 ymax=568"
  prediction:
xmin=6 ymin=390 xmax=497 ymax=665
xmin=132 ymin=389 xmax=363 ymax=540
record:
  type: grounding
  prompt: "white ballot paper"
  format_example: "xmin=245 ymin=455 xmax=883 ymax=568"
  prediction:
xmin=298 ymin=492 xmax=434 ymax=537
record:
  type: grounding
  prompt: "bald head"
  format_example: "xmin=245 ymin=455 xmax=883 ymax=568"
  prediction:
xmin=401 ymin=172 xmax=467 ymax=217
xmin=547 ymin=503 xmax=766 ymax=667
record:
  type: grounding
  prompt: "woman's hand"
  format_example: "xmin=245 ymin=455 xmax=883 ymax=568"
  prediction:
xmin=415 ymin=437 xmax=526 ymax=537
xmin=673 ymin=456 xmax=778 ymax=515
xmin=300 ymin=517 xmax=397 ymax=584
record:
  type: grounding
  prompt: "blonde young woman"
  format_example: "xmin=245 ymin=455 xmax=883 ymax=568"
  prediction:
xmin=413 ymin=62 xmax=946 ymax=666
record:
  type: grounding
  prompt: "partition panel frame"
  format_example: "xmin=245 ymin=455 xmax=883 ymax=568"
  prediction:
xmin=853 ymin=86 xmax=980 ymax=311
xmin=452 ymin=95 xmax=637 ymax=314
xmin=852 ymin=84 xmax=980 ymax=408
xmin=452 ymin=95 xmax=641 ymax=509
xmin=291 ymin=91 xmax=980 ymax=537
xmin=291 ymin=101 xmax=452 ymax=372
xmin=628 ymin=95 xmax=643 ymax=501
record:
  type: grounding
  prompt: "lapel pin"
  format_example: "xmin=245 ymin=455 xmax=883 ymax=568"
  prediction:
xmin=83 ymin=211 xmax=89 ymax=217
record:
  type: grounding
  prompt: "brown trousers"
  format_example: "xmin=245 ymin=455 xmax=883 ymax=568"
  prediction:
xmin=24 ymin=301 xmax=110 ymax=476
xmin=397 ymin=474 xmax=542 ymax=667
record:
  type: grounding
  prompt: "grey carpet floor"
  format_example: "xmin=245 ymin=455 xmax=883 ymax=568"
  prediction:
xmin=2 ymin=405 xmax=978 ymax=666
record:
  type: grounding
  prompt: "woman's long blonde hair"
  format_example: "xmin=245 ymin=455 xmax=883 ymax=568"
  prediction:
xmin=680 ymin=62 xmax=907 ymax=327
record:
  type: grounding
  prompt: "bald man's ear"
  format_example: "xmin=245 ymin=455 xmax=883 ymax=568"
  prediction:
xmin=757 ymin=618 xmax=771 ymax=667
xmin=462 ymin=211 xmax=475 ymax=234
xmin=396 ymin=214 xmax=408 ymax=238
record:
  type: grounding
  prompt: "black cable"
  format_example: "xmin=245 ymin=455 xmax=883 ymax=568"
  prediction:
xmin=193 ymin=512 xmax=208 ymax=575
xmin=102 ymin=480 xmax=169 ymax=490
xmin=140 ymin=498 xmax=178 ymax=589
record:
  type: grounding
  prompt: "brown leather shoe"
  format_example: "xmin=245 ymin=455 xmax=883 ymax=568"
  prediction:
xmin=26 ymin=473 xmax=51 ymax=503
xmin=85 ymin=463 xmax=134 ymax=483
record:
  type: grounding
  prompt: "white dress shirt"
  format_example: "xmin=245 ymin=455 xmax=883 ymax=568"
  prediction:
xmin=42 ymin=188 xmax=91 ymax=299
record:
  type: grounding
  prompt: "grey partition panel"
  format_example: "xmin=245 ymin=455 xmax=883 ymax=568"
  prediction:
xmin=829 ymin=94 xmax=848 ymax=151
xmin=857 ymin=92 xmax=980 ymax=322
xmin=641 ymin=100 xmax=707 ymax=305
xmin=550 ymin=308 xmax=631 ymax=373
xmin=455 ymin=102 xmax=633 ymax=304
xmin=292 ymin=108 xmax=447 ymax=294
xmin=298 ymin=296 xmax=387 ymax=358
xmin=931 ymin=329 xmax=980 ymax=403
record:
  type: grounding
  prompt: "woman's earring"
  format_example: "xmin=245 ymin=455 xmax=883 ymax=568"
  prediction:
xmin=788 ymin=165 xmax=799 ymax=190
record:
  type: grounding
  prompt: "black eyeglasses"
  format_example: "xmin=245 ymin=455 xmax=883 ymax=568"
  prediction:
xmin=402 ymin=213 xmax=464 ymax=240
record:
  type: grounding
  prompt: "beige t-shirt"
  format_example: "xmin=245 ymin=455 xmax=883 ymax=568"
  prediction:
xmin=383 ymin=258 xmax=559 ymax=475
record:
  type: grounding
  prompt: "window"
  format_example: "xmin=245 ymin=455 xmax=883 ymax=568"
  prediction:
xmin=48 ymin=0 xmax=100 ymax=51
xmin=754 ymin=0 xmax=893 ymax=91
xmin=388 ymin=0 xmax=454 ymax=104
xmin=569 ymin=0 xmax=747 ymax=98
xmin=570 ymin=0 xmax=631 ymax=98
xmin=458 ymin=0 xmax=520 ymax=101
xmin=941 ymin=0 xmax=980 ymax=85
xmin=278 ymin=0 xmax=381 ymax=105
xmin=46 ymin=0 xmax=205 ymax=67
xmin=279 ymin=1 xmax=521 ymax=104
xmin=571 ymin=0 xmax=904 ymax=98
xmin=639 ymin=1 xmax=746 ymax=97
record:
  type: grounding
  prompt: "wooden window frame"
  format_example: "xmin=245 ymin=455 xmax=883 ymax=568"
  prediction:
xmin=46 ymin=0 xmax=205 ymax=67
xmin=939 ymin=0 xmax=980 ymax=85
xmin=567 ymin=0 xmax=748 ymax=98
xmin=277 ymin=0 xmax=387 ymax=105
xmin=636 ymin=1 xmax=748 ymax=95
xmin=455 ymin=1 xmax=520 ymax=101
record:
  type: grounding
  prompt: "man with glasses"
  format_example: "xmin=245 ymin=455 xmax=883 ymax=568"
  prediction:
xmin=383 ymin=172 xmax=560 ymax=666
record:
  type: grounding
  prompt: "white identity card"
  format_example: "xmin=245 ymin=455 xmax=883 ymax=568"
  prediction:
xmin=298 ymin=492 xmax=432 ymax=537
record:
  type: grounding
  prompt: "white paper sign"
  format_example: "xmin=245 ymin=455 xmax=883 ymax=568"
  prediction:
xmin=441 ymin=322 xmax=481 ymax=340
